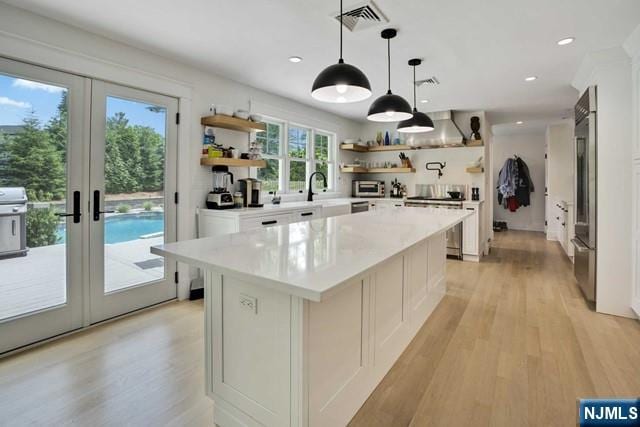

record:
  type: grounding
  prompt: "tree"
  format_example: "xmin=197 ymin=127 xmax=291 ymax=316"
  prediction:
xmin=25 ymin=192 xmax=59 ymax=247
xmin=46 ymin=91 xmax=68 ymax=162
xmin=4 ymin=115 xmax=65 ymax=200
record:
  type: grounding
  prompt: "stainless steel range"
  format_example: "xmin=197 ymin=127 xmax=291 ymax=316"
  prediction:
xmin=404 ymin=184 xmax=466 ymax=259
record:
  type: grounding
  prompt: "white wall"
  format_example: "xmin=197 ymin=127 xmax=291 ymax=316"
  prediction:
xmin=546 ymin=122 xmax=574 ymax=203
xmin=492 ymin=132 xmax=546 ymax=232
xmin=0 ymin=3 xmax=363 ymax=299
xmin=625 ymin=24 xmax=640 ymax=319
xmin=573 ymin=46 xmax=634 ymax=318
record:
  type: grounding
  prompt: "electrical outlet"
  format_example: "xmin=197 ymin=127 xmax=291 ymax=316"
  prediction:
xmin=239 ymin=294 xmax=257 ymax=314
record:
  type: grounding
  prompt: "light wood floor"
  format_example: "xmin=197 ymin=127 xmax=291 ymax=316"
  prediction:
xmin=1 ymin=231 xmax=639 ymax=426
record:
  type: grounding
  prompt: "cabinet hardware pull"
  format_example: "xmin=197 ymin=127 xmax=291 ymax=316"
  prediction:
xmin=11 ymin=219 xmax=16 ymax=236
xmin=466 ymin=208 xmax=475 ymax=211
xmin=262 ymin=220 xmax=277 ymax=225
xmin=301 ymin=212 xmax=313 ymax=216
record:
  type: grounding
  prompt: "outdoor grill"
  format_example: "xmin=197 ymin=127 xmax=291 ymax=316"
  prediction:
xmin=0 ymin=187 xmax=28 ymax=258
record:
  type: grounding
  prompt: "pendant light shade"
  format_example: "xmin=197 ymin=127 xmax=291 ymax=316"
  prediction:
xmin=311 ymin=60 xmax=372 ymax=103
xmin=367 ymin=29 xmax=413 ymax=122
xmin=397 ymin=59 xmax=435 ymax=133
xmin=311 ymin=0 xmax=371 ymax=103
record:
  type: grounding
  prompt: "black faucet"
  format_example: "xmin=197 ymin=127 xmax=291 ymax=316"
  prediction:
xmin=307 ymin=171 xmax=327 ymax=201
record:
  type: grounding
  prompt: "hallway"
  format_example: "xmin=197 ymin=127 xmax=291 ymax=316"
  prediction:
xmin=0 ymin=231 xmax=638 ymax=426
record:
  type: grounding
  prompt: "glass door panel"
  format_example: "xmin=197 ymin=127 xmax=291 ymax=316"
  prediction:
xmin=89 ymin=81 xmax=177 ymax=323
xmin=0 ymin=57 xmax=86 ymax=353
xmin=103 ymin=96 xmax=167 ymax=293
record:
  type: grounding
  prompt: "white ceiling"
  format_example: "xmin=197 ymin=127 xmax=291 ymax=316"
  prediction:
xmin=5 ymin=0 xmax=640 ymax=127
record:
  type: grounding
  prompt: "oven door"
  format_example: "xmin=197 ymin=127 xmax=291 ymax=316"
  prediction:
xmin=355 ymin=181 xmax=382 ymax=196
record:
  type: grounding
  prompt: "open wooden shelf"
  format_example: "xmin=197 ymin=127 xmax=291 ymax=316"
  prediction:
xmin=200 ymin=157 xmax=266 ymax=168
xmin=465 ymin=166 xmax=485 ymax=173
xmin=201 ymin=115 xmax=266 ymax=133
xmin=341 ymin=141 xmax=483 ymax=152
xmin=341 ymin=166 xmax=416 ymax=174
xmin=340 ymin=143 xmax=413 ymax=153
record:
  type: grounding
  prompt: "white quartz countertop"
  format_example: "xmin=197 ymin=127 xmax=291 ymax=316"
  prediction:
xmin=152 ymin=207 xmax=471 ymax=302
xmin=198 ymin=197 xmax=403 ymax=217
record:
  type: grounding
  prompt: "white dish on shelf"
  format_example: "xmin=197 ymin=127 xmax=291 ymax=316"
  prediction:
xmin=234 ymin=109 xmax=250 ymax=120
xmin=250 ymin=114 xmax=263 ymax=122
xmin=216 ymin=105 xmax=234 ymax=116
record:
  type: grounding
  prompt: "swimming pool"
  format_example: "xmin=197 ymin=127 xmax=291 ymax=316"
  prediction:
xmin=56 ymin=212 xmax=164 ymax=244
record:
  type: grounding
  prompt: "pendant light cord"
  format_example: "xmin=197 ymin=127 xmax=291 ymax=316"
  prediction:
xmin=412 ymin=65 xmax=417 ymax=108
xmin=387 ymin=38 xmax=391 ymax=93
xmin=339 ymin=0 xmax=343 ymax=61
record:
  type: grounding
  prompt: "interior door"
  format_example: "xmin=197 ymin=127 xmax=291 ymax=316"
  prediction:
xmin=89 ymin=81 xmax=177 ymax=323
xmin=0 ymin=57 xmax=88 ymax=353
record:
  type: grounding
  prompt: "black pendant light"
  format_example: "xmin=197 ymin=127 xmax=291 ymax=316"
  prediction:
xmin=367 ymin=29 xmax=413 ymax=122
xmin=311 ymin=0 xmax=371 ymax=103
xmin=397 ymin=59 xmax=435 ymax=133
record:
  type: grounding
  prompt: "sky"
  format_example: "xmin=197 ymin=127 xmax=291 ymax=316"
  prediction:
xmin=0 ymin=73 xmax=166 ymax=136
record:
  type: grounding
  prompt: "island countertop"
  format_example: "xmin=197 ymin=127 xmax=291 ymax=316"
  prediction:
xmin=151 ymin=207 xmax=471 ymax=302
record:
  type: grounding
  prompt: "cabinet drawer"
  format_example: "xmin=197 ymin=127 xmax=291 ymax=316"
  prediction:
xmin=290 ymin=208 xmax=321 ymax=223
xmin=239 ymin=213 xmax=291 ymax=231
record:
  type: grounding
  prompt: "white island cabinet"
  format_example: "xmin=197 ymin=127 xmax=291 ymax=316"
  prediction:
xmin=152 ymin=208 xmax=470 ymax=427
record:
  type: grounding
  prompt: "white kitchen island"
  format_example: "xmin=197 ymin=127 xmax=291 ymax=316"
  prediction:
xmin=151 ymin=207 xmax=470 ymax=427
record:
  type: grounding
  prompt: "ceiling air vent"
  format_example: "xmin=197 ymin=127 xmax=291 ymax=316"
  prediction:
xmin=333 ymin=1 xmax=389 ymax=32
xmin=416 ymin=77 xmax=440 ymax=87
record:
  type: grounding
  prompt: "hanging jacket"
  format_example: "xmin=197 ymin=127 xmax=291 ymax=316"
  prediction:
xmin=515 ymin=157 xmax=534 ymax=207
xmin=497 ymin=158 xmax=517 ymax=202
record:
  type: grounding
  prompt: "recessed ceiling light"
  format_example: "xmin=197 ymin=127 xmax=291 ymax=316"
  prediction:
xmin=524 ymin=76 xmax=537 ymax=82
xmin=289 ymin=56 xmax=303 ymax=63
xmin=516 ymin=121 xmax=524 ymax=125
xmin=557 ymin=37 xmax=575 ymax=46
xmin=420 ymin=99 xmax=429 ymax=103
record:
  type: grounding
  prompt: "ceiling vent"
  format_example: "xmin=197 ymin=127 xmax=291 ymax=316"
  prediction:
xmin=333 ymin=1 xmax=389 ymax=32
xmin=416 ymin=77 xmax=440 ymax=87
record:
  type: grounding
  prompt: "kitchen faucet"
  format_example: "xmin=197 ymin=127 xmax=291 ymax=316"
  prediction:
xmin=307 ymin=171 xmax=327 ymax=201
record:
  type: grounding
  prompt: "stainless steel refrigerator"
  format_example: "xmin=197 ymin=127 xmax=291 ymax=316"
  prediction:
xmin=572 ymin=86 xmax=597 ymax=302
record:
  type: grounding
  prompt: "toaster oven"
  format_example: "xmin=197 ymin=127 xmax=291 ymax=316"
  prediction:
xmin=352 ymin=180 xmax=385 ymax=198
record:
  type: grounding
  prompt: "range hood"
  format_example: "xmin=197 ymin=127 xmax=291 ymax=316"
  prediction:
xmin=405 ymin=110 xmax=467 ymax=148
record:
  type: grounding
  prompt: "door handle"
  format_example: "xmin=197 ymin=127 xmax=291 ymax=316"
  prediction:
xmin=571 ymin=238 xmax=591 ymax=253
xmin=93 ymin=190 xmax=115 ymax=221
xmin=55 ymin=191 xmax=81 ymax=223
xmin=11 ymin=219 xmax=16 ymax=236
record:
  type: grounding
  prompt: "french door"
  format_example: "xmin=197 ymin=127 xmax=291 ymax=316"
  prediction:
xmin=0 ymin=58 xmax=177 ymax=353
xmin=89 ymin=81 xmax=177 ymax=323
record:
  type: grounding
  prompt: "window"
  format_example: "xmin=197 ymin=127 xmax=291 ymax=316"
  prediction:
xmin=256 ymin=117 xmax=335 ymax=194
xmin=256 ymin=121 xmax=283 ymax=193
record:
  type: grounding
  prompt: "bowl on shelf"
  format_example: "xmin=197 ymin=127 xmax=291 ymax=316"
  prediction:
xmin=216 ymin=105 xmax=234 ymax=116
xmin=250 ymin=113 xmax=263 ymax=122
xmin=234 ymin=109 xmax=251 ymax=120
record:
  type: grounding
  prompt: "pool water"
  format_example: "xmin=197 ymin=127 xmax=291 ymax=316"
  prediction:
xmin=57 ymin=212 xmax=164 ymax=244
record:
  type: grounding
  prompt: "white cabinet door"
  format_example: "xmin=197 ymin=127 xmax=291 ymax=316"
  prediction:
xmin=463 ymin=208 xmax=479 ymax=255
xmin=322 ymin=204 xmax=350 ymax=218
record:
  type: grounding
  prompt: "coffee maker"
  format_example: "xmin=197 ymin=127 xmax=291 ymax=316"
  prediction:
xmin=238 ymin=178 xmax=263 ymax=208
xmin=206 ymin=166 xmax=234 ymax=209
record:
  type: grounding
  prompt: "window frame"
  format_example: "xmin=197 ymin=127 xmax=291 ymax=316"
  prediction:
xmin=257 ymin=115 xmax=336 ymax=194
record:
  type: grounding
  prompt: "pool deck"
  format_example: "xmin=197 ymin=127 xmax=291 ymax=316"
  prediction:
xmin=0 ymin=237 xmax=164 ymax=321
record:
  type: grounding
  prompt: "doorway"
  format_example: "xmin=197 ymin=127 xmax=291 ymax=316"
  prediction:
xmin=0 ymin=57 xmax=178 ymax=353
